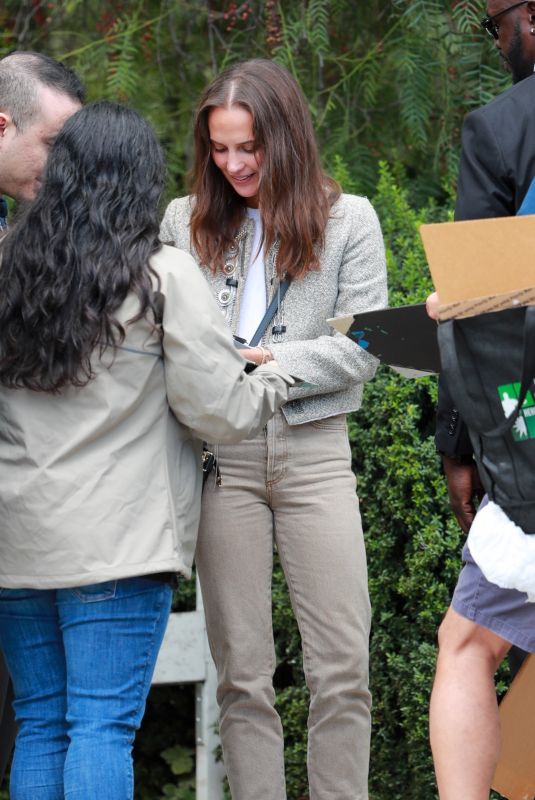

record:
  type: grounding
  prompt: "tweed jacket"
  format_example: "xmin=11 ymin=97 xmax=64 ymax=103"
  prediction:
xmin=160 ymin=193 xmax=388 ymax=425
xmin=0 ymin=245 xmax=291 ymax=589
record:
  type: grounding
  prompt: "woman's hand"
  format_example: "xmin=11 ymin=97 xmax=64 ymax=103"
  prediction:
xmin=236 ymin=346 xmax=274 ymax=366
xmin=426 ymin=291 xmax=441 ymax=321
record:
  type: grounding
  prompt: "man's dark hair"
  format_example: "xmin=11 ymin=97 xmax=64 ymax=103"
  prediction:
xmin=0 ymin=51 xmax=85 ymax=131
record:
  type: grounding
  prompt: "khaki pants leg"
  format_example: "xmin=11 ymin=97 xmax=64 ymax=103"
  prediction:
xmin=196 ymin=429 xmax=286 ymax=800
xmin=196 ymin=412 xmax=371 ymax=800
xmin=272 ymin=414 xmax=371 ymax=800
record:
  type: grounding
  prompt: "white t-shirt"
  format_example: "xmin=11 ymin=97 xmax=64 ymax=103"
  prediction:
xmin=237 ymin=207 xmax=267 ymax=343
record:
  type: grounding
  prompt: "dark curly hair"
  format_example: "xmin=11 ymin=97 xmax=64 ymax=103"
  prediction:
xmin=0 ymin=101 xmax=165 ymax=392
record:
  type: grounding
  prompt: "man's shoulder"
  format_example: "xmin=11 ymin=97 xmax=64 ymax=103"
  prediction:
xmin=471 ymin=74 xmax=535 ymax=122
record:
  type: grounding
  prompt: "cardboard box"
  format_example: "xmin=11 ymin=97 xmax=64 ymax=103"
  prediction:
xmin=419 ymin=216 xmax=535 ymax=320
xmin=492 ymin=653 xmax=535 ymax=800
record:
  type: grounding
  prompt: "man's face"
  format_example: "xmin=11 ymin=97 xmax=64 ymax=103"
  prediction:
xmin=0 ymin=85 xmax=81 ymax=202
xmin=487 ymin=0 xmax=535 ymax=83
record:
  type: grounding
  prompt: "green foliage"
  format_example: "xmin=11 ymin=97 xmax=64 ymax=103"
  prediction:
xmin=161 ymin=744 xmax=195 ymax=776
xmin=173 ymin=573 xmax=197 ymax=613
xmin=0 ymin=0 xmax=509 ymax=201
xmin=104 ymin=13 xmax=143 ymax=102
xmin=372 ymin=162 xmax=451 ymax=307
xmin=158 ymin=745 xmax=196 ymax=800
xmin=276 ymin=685 xmax=309 ymax=798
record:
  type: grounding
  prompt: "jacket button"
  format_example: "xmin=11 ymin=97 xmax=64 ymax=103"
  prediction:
xmin=218 ymin=288 xmax=232 ymax=306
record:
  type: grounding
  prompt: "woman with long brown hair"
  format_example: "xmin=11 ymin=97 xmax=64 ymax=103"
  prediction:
xmin=161 ymin=59 xmax=388 ymax=800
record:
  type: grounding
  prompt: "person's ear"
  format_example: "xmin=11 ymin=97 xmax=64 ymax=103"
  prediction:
xmin=0 ymin=112 xmax=12 ymax=138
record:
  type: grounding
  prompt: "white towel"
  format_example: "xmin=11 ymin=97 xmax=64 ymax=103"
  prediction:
xmin=468 ymin=500 xmax=535 ymax=600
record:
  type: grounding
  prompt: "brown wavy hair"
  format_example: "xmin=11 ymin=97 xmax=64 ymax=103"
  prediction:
xmin=189 ymin=59 xmax=340 ymax=279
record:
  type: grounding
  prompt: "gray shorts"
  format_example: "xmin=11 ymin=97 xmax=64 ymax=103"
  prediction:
xmin=452 ymin=541 xmax=535 ymax=652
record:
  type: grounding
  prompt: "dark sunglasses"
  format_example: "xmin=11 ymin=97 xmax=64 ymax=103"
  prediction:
xmin=481 ymin=0 xmax=529 ymax=39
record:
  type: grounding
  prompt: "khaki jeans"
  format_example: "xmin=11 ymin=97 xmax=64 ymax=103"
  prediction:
xmin=196 ymin=412 xmax=371 ymax=800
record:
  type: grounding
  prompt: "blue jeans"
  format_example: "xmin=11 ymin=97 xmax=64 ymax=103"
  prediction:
xmin=0 ymin=576 xmax=172 ymax=800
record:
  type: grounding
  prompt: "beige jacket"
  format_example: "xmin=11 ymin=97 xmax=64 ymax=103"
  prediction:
xmin=0 ymin=245 xmax=291 ymax=589
xmin=161 ymin=193 xmax=388 ymax=425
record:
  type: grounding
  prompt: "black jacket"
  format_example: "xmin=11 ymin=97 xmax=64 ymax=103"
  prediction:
xmin=436 ymin=73 xmax=535 ymax=455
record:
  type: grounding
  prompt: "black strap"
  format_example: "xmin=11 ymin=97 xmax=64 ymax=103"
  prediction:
xmin=249 ymin=279 xmax=291 ymax=346
xmin=438 ymin=305 xmax=535 ymax=438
